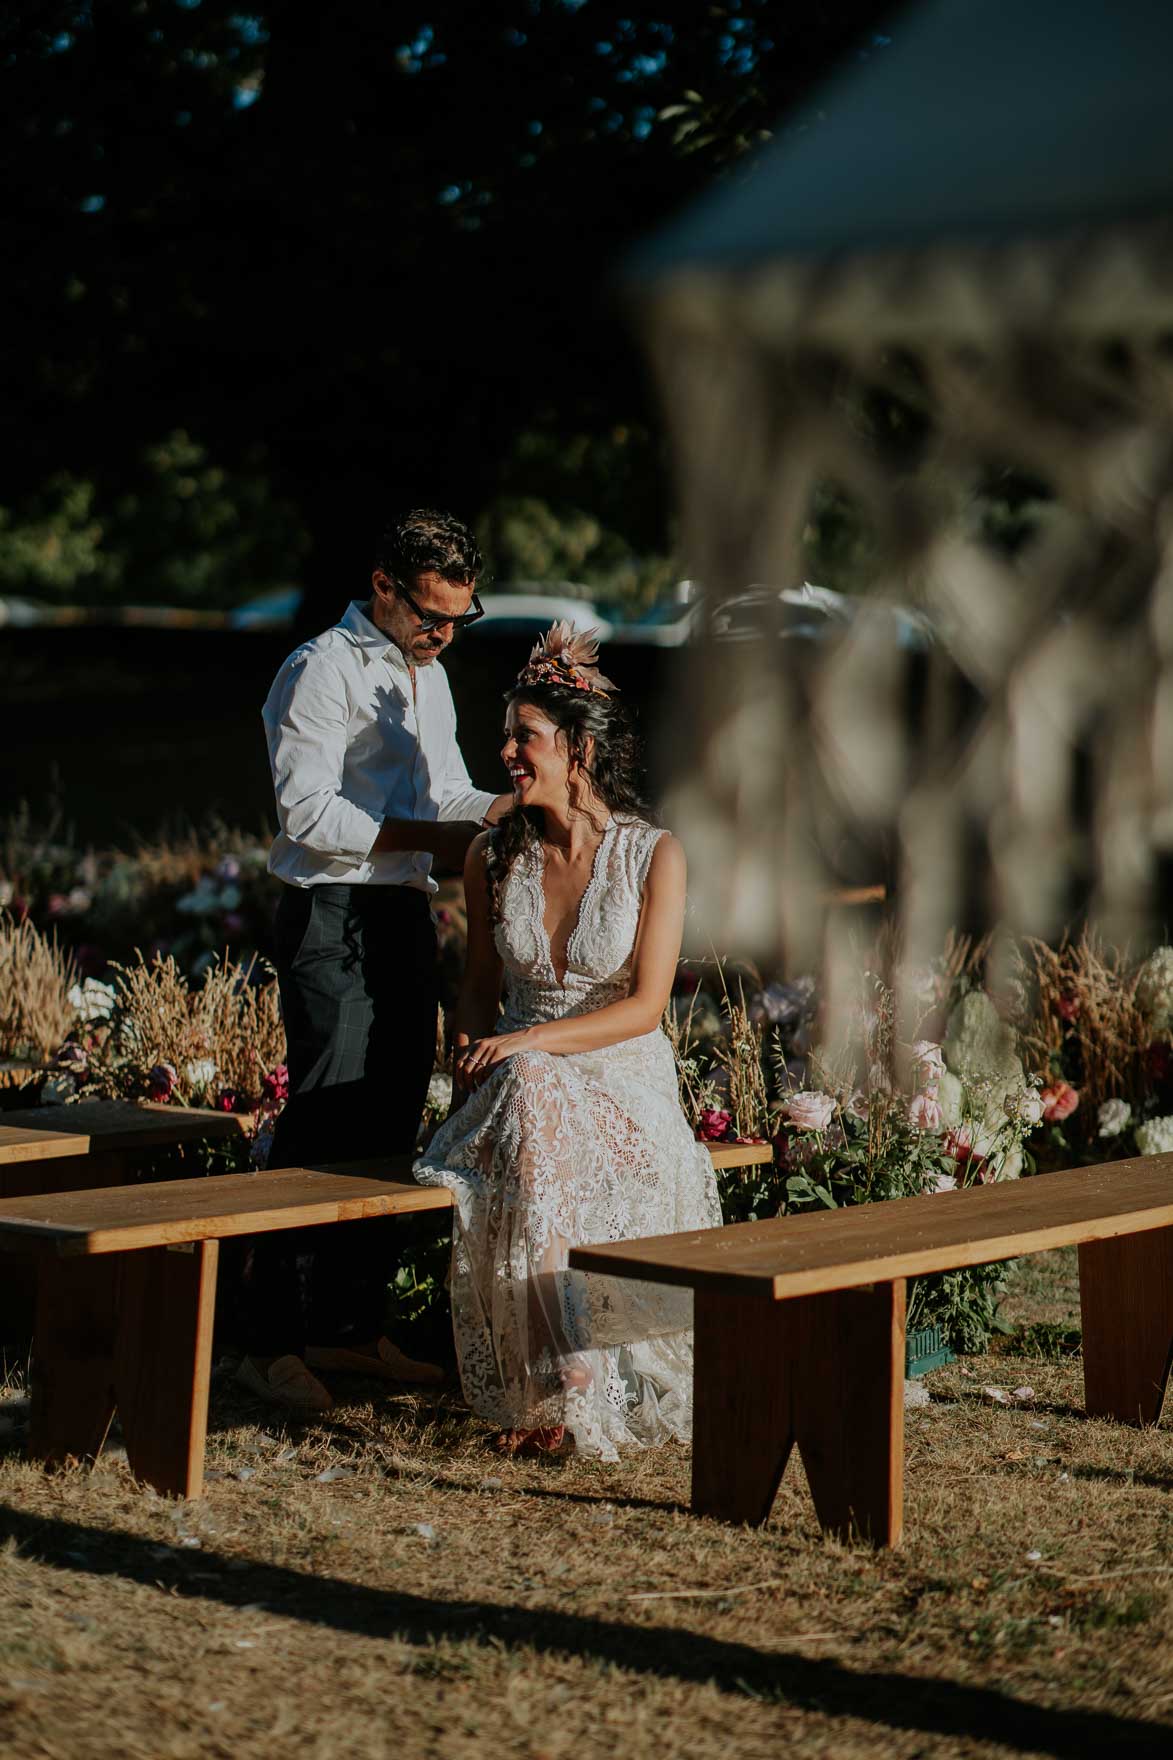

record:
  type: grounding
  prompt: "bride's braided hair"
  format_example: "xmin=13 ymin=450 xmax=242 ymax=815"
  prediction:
xmin=485 ymin=682 xmax=656 ymax=924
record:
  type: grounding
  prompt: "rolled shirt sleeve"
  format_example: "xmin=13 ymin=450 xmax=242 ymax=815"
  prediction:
xmin=264 ymin=653 xmax=383 ymax=863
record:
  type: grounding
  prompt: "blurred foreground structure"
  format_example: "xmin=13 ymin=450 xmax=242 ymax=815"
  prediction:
xmin=636 ymin=0 xmax=1173 ymax=1025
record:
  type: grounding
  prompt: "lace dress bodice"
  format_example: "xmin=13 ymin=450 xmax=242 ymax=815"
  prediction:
xmin=415 ymin=815 xmax=722 ymax=1458
xmin=493 ymin=815 xmax=659 ymax=1030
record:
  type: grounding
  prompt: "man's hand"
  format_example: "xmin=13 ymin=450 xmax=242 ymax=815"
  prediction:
xmin=481 ymin=792 xmax=514 ymax=826
xmin=374 ymin=818 xmax=483 ymax=870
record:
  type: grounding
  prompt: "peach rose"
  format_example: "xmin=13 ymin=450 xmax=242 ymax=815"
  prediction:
xmin=1040 ymin=1081 xmax=1079 ymax=1123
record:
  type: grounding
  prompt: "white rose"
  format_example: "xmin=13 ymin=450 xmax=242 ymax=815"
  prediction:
xmin=1134 ymin=1114 xmax=1173 ymax=1156
xmin=1097 ymin=1098 xmax=1132 ymax=1139
xmin=184 ymin=1059 xmax=218 ymax=1092
xmin=426 ymin=1071 xmax=453 ymax=1112
xmin=1004 ymin=1088 xmax=1044 ymax=1126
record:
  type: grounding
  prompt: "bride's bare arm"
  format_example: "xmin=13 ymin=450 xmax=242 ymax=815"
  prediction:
xmin=457 ymin=835 xmax=686 ymax=1085
xmin=451 ymin=834 xmax=503 ymax=1092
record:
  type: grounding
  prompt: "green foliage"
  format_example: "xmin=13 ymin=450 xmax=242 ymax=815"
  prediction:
xmin=0 ymin=476 xmax=111 ymax=596
xmin=0 ymin=433 xmax=308 ymax=607
xmin=478 ymin=424 xmax=679 ymax=615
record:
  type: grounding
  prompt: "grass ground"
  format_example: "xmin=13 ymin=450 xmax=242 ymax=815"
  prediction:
xmin=1 ymin=1250 xmax=1170 ymax=1759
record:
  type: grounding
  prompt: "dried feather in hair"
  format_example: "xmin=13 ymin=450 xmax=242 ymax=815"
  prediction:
xmin=522 ymin=619 xmax=618 ymax=694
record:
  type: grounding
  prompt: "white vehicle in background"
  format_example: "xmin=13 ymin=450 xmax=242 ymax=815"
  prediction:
xmin=471 ymin=588 xmax=613 ymax=642
xmin=606 ymin=579 xmax=701 ymax=647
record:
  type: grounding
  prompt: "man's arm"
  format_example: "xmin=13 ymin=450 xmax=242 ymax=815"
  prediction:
xmin=265 ymin=654 xmax=383 ymax=863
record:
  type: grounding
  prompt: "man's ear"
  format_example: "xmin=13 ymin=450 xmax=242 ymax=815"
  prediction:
xmin=371 ymin=570 xmax=391 ymax=603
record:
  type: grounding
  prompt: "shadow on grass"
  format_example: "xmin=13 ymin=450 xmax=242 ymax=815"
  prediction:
xmin=1 ymin=1504 xmax=1169 ymax=1756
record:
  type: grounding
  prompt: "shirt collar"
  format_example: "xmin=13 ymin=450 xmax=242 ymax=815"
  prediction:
xmin=338 ymin=599 xmax=410 ymax=673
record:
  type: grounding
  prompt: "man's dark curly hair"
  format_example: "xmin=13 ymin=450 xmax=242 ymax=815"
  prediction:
xmin=375 ymin=508 xmax=483 ymax=586
xmin=485 ymin=682 xmax=657 ymax=923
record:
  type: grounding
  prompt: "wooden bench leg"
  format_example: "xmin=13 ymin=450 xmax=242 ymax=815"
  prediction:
xmin=29 ymin=1255 xmax=119 ymax=1467
xmin=691 ymin=1279 xmax=905 ymax=1544
xmin=29 ymin=1242 xmax=219 ymax=1497
xmin=790 ymin=1280 xmax=905 ymax=1546
xmin=1080 ymin=1227 xmax=1173 ymax=1426
xmin=114 ymin=1241 xmax=219 ymax=1499
xmin=692 ymin=1287 xmax=795 ymax=1526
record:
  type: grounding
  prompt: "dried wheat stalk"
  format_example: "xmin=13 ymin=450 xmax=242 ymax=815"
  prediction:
xmin=0 ymin=911 xmax=78 ymax=1059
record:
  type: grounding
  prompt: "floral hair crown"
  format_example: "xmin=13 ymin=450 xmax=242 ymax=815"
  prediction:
xmin=515 ymin=620 xmax=618 ymax=697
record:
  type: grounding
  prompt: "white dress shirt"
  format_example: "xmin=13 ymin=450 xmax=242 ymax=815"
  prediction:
xmin=262 ymin=599 xmax=498 ymax=891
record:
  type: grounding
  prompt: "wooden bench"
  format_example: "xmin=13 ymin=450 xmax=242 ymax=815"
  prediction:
xmin=0 ymin=1139 xmax=770 ymax=1499
xmin=0 ymin=1160 xmax=453 ymax=1498
xmin=0 ymin=1100 xmax=250 ymax=1199
xmin=569 ymin=1158 xmax=1173 ymax=1545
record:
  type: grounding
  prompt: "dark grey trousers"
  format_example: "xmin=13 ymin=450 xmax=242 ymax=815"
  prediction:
xmin=243 ymin=883 xmax=438 ymax=1357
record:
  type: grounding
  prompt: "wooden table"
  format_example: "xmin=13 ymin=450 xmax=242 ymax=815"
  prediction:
xmin=569 ymin=1158 xmax=1173 ymax=1544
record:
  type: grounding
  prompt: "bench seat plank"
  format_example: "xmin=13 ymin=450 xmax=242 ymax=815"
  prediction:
xmin=0 ymin=1163 xmax=453 ymax=1256
xmin=0 ymin=1125 xmax=91 ymax=1167
xmin=0 ymin=1099 xmax=250 ymax=1155
xmin=701 ymin=1141 xmax=773 ymax=1169
xmin=569 ymin=1159 xmax=1173 ymax=1297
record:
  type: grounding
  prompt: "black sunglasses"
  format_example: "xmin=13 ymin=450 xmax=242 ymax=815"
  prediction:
xmin=385 ymin=576 xmax=485 ymax=633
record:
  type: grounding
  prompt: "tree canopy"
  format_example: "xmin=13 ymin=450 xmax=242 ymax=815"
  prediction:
xmin=2 ymin=1 xmax=893 ymax=620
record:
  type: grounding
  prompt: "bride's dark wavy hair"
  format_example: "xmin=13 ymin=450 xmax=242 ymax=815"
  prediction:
xmin=486 ymin=682 xmax=656 ymax=922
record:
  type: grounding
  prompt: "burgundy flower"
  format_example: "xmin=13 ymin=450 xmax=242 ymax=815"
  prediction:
xmin=1147 ymin=1042 xmax=1172 ymax=1084
xmin=261 ymin=1064 xmax=290 ymax=1108
xmin=1057 ymin=993 xmax=1080 ymax=1023
xmin=147 ymin=1062 xmax=178 ymax=1103
xmin=216 ymin=1088 xmax=238 ymax=1113
xmin=697 ymin=1107 xmax=733 ymax=1142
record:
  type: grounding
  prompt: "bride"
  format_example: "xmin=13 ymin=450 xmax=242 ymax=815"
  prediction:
xmin=414 ymin=622 xmax=722 ymax=1459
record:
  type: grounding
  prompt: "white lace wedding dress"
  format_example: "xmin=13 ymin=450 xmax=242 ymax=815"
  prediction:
xmin=414 ymin=815 xmax=722 ymax=1458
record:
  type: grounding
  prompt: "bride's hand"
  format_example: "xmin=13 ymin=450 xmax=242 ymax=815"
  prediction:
xmin=455 ymin=1031 xmax=536 ymax=1090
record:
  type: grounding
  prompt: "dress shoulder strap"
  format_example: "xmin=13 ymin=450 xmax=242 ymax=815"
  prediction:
xmin=619 ymin=817 xmax=666 ymax=894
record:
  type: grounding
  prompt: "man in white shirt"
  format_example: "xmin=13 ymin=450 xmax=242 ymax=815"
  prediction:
xmin=238 ymin=509 xmax=511 ymax=1412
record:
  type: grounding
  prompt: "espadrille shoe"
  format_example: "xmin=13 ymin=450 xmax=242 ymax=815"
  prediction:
xmin=234 ymin=1353 xmax=334 ymax=1413
xmin=305 ymin=1335 xmax=444 ymax=1387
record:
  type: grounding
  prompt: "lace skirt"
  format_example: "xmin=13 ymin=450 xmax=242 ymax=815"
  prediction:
xmin=413 ymin=1034 xmax=723 ymax=1459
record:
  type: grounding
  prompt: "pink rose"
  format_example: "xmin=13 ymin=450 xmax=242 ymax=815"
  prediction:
xmin=908 ymin=1092 xmax=943 ymax=1132
xmin=1057 ymin=994 xmax=1080 ymax=1023
xmin=911 ymin=1040 xmax=946 ymax=1088
xmin=1040 ymin=1081 xmax=1079 ymax=1123
xmin=698 ymin=1107 xmax=732 ymax=1142
xmin=785 ymin=1091 xmax=836 ymax=1132
xmin=926 ymin=1168 xmax=958 ymax=1194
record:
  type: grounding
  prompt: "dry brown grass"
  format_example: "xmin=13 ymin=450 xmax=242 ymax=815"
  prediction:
xmin=0 ymin=911 xmax=78 ymax=1061
xmin=0 ymin=1253 xmax=1170 ymax=1759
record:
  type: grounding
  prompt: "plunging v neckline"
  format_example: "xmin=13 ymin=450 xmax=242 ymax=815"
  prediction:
xmin=537 ymin=818 xmax=615 ymax=988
